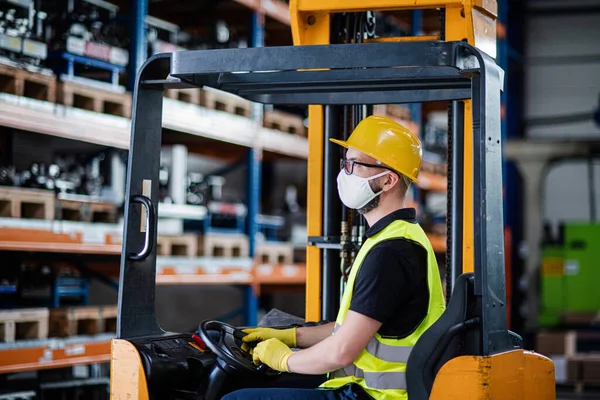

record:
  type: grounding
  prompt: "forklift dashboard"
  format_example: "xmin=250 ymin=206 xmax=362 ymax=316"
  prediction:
xmin=128 ymin=320 xmax=289 ymax=400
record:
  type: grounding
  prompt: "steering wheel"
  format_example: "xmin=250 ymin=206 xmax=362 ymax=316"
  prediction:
xmin=198 ymin=320 xmax=280 ymax=377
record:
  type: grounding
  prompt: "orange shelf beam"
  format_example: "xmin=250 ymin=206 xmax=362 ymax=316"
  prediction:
xmin=0 ymin=340 xmax=111 ymax=374
xmin=253 ymin=263 xmax=306 ymax=285
xmin=155 ymin=263 xmax=307 ymax=286
xmin=417 ymin=171 xmax=447 ymax=192
xmin=156 ymin=274 xmax=252 ymax=285
xmin=0 ymin=241 xmax=121 ymax=255
xmin=427 ymin=233 xmax=447 ymax=254
xmin=0 ymin=228 xmax=121 ymax=255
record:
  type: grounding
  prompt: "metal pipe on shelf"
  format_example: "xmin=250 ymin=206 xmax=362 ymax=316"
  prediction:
xmin=168 ymin=144 xmax=188 ymax=205
xmin=110 ymin=151 xmax=127 ymax=206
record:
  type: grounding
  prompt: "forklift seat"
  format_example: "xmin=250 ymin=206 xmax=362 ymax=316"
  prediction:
xmin=406 ymin=273 xmax=480 ymax=400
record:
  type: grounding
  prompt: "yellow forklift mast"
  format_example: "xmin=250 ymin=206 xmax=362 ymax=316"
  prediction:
xmin=110 ymin=1 xmax=557 ymax=399
xmin=291 ymin=0 xmax=496 ymax=322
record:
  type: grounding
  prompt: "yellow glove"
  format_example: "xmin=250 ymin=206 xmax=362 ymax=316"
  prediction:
xmin=252 ymin=338 xmax=293 ymax=372
xmin=242 ymin=327 xmax=297 ymax=347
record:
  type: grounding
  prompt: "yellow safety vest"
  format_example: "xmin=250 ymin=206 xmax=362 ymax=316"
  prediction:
xmin=320 ymin=219 xmax=446 ymax=400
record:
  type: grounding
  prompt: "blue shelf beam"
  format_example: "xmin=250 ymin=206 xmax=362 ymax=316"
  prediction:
xmin=410 ymin=10 xmax=424 ymax=218
xmin=244 ymin=285 xmax=259 ymax=327
xmin=246 ymin=149 xmax=262 ymax=258
xmin=47 ymin=52 xmax=126 ymax=87
xmin=246 ymin=10 xmax=265 ymax=259
xmin=243 ymin=11 xmax=265 ymax=327
xmin=128 ymin=0 xmax=149 ymax=91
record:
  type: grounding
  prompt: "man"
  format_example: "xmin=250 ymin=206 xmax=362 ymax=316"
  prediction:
xmin=223 ymin=116 xmax=446 ymax=400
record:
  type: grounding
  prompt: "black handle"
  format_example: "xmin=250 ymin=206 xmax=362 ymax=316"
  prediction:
xmin=127 ymin=195 xmax=156 ymax=261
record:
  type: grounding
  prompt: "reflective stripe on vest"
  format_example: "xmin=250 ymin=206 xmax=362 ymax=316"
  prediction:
xmin=333 ymin=364 xmax=407 ymax=390
xmin=321 ymin=218 xmax=447 ymax=400
xmin=334 ymin=323 xmax=413 ymax=364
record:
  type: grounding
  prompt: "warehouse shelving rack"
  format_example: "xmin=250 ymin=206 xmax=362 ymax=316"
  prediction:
xmin=0 ymin=0 xmax=448 ymax=377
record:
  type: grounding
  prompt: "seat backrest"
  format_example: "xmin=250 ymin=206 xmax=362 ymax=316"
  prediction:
xmin=406 ymin=273 xmax=481 ymax=400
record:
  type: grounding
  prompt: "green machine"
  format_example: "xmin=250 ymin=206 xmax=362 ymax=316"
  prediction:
xmin=539 ymin=222 xmax=600 ymax=327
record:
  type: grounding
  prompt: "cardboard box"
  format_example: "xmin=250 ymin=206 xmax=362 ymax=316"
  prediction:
xmin=582 ymin=355 xmax=600 ymax=384
xmin=536 ymin=331 xmax=576 ymax=357
xmin=567 ymin=355 xmax=585 ymax=382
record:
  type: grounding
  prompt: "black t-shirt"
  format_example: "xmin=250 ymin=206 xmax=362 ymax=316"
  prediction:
xmin=348 ymin=208 xmax=430 ymax=338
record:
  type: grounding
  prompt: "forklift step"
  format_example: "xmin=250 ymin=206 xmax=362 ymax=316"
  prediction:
xmin=0 ymin=187 xmax=55 ymax=220
xmin=157 ymin=234 xmax=199 ymax=257
xmin=0 ymin=308 xmax=49 ymax=343
xmin=164 ymin=88 xmax=201 ymax=105
xmin=198 ymin=233 xmax=249 ymax=258
xmin=49 ymin=305 xmax=117 ymax=338
xmin=255 ymin=241 xmax=294 ymax=265
xmin=263 ymin=109 xmax=306 ymax=136
xmin=199 ymin=87 xmax=252 ymax=118
xmin=0 ymin=63 xmax=57 ymax=103
xmin=56 ymin=80 xmax=132 ymax=118
xmin=56 ymin=198 xmax=118 ymax=223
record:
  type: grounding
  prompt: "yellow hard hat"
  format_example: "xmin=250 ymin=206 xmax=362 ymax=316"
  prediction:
xmin=330 ymin=115 xmax=422 ymax=183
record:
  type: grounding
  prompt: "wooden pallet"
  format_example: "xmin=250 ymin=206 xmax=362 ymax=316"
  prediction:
xmin=0 ymin=64 xmax=56 ymax=102
xmin=0 ymin=187 xmax=55 ymax=220
xmin=198 ymin=233 xmax=249 ymax=258
xmin=255 ymin=241 xmax=294 ymax=264
xmin=56 ymin=199 xmax=118 ymax=223
xmin=49 ymin=305 xmax=117 ymax=338
xmin=263 ymin=109 xmax=306 ymax=136
xmin=0 ymin=308 xmax=49 ymax=343
xmin=57 ymin=81 xmax=132 ymax=118
xmin=421 ymin=161 xmax=447 ymax=176
xmin=199 ymin=88 xmax=252 ymax=118
xmin=164 ymin=88 xmax=201 ymax=105
xmin=373 ymin=104 xmax=412 ymax=121
xmin=157 ymin=234 xmax=199 ymax=257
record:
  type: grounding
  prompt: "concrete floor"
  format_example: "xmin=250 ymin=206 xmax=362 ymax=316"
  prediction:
xmin=557 ymin=388 xmax=600 ymax=399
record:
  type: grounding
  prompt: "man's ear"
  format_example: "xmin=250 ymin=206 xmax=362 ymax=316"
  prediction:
xmin=382 ymin=171 xmax=399 ymax=192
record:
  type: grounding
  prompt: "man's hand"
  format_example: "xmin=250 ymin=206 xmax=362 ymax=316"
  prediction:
xmin=252 ymin=338 xmax=293 ymax=372
xmin=242 ymin=327 xmax=297 ymax=347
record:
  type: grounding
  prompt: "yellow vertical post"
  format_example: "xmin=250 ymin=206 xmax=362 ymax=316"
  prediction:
xmin=290 ymin=0 xmax=330 ymax=321
xmin=305 ymin=106 xmax=324 ymax=321
xmin=445 ymin=1 xmax=497 ymax=274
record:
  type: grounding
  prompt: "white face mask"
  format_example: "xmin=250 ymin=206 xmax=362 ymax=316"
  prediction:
xmin=337 ymin=170 xmax=390 ymax=210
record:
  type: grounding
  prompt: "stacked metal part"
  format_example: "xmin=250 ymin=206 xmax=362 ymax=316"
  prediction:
xmin=43 ymin=0 xmax=127 ymax=67
xmin=0 ymin=0 xmax=47 ymax=66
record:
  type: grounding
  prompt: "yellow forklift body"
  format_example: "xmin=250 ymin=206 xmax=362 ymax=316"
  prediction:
xmin=429 ymin=350 xmax=555 ymax=400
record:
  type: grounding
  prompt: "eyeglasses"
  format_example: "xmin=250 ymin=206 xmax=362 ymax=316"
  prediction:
xmin=340 ymin=158 xmax=393 ymax=175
